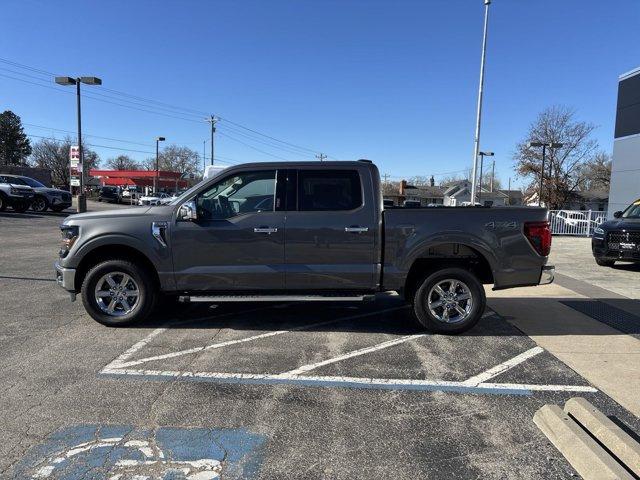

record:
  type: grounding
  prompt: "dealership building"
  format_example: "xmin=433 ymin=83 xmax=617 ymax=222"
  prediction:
xmin=608 ymin=67 xmax=640 ymax=217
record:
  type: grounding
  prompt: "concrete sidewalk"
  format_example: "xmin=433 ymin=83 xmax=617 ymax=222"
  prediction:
xmin=487 ymin=283 xmax=640 ymax=417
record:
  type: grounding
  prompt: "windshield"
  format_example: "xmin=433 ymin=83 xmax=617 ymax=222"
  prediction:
xmin=169 ymin=176 xmax=217 ymax=205
xmin=21 ymin=177 xmax=45 ymax=188
xmin=622 ymin=200 xmax=640 ymax=219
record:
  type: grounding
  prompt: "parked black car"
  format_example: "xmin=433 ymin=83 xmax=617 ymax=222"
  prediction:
xmin=592 ymin=198 xmax=640 ymax=266
xmin=98 ymin=186 xmax=122 ymax=203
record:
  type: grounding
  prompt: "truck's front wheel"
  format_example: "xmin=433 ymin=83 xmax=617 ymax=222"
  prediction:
xmin=81 ymin=259 xmax=157 ymax=326
xmin=412 ymin=268 xmax=486 ymax=334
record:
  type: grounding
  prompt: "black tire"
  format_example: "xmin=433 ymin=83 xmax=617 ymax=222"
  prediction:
xmin=51 ymin=205 xmax=66 ymax=212
xmin=412 ymin=267 xmax=486 ymax=334
xmin=32 ymin=195 xmax=49 ymax=212
xmin=0 ymin=193 xmax=6 ymax=212
xmin=12 ymin=201 xmax=30 ymax=213
xmin=595 ymin=258 xmax=615 ymax=267
xmin=81 ymin=259 xmax=157 ymax=326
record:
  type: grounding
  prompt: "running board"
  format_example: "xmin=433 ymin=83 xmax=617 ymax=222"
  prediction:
xmin=179 ymin=294 xmax=375 ymax=303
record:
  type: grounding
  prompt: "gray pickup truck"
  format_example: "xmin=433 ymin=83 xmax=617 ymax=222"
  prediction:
xmin=55 ymin=161 xmax=553 ymax=333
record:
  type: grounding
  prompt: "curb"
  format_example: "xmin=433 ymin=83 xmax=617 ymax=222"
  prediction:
xmin=564 ymin=397 xmax=640 ymax=478
xmin=533 ymin=402 xmax=636 ymax=480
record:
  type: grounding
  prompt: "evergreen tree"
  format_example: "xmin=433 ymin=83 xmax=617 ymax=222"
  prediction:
xmin=0 ymin=110 xmax=32 ymax=165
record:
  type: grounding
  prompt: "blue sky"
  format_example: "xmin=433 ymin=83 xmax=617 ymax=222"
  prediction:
xmin=2 ymin=0 xmax=638 ymax=188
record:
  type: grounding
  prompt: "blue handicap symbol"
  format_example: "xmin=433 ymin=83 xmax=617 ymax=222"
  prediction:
xmin=13 ymin=425 xmax=265 ymax=479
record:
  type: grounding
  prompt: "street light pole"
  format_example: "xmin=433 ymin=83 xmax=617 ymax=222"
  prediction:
xmin=154 ymin=136 xmax=165 ymax=193
xmin=75 ymin=79 xmax=83 ymax=211
xmin=55 ymin=75 xmax=102 ymax=213
xmin=529 ymin=142 xmax=563 ymax=207
xmin=470 ymin=0 xmax=492 ymax=204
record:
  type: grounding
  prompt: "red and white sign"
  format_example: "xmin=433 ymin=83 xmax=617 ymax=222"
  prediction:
xmin=70 ymin=146 xmax=80 ymax=167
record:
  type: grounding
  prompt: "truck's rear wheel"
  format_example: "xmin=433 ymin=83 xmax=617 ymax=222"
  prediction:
xmin=412 ymin=268 xmax=486 ymax=334
xmin=81 ymin=259 xmax=157 ymax=326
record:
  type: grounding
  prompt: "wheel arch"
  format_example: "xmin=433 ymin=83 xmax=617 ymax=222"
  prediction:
xmin=403 ymin=242 xmax=494 ymax=302
xmin=74 ymin=244 xmax=160 ymax=293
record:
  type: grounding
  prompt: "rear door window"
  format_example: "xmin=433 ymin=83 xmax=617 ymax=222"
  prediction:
xmin=298 ymin=170 xmax=362 ymax=211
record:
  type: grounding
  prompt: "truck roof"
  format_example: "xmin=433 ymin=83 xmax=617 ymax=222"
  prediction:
xmin=226 ymin=160 xmax=377 ymax=169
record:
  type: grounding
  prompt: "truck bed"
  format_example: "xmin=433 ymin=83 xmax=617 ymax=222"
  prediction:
xmin=381 ymin=206 xmax=550 ymax=291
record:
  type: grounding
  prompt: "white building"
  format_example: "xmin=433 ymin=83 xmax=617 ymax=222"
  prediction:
xmin=608 ymin=67 xmax=640 ymax=218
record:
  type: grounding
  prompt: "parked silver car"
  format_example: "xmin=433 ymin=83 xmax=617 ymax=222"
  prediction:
xmin=1 ymin=174 xmax=72 ymax=212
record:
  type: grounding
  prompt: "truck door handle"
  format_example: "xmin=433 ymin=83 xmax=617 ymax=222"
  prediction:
xmin=254 ymin=226 xmax=278 ymax=234
xmin=345 ymin=226 xmax=369 ymax=233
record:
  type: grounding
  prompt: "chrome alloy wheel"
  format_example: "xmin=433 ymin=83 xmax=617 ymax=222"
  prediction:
xmin=94 ymin=271 xmax=140 ymax=316
xmin=427 ymin=279 xmax=473 ymax=324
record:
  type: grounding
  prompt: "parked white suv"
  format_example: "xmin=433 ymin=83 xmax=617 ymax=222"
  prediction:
xmin=0 ymin=174 xmax=35 ymax=212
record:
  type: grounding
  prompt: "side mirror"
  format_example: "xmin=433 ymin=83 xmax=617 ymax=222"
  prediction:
xmin=614 ymin=211 xmax=623 ymax=219
xmin=179 ymin=200 xmax=198 ymax=221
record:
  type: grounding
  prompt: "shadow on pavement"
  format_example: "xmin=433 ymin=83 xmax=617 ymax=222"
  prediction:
xmin=117 ymin=296 xmax=640 ymax=337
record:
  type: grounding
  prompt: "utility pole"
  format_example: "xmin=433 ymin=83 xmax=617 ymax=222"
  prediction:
xmin=470 ymin=0 xmax=492 ymax=204
xmin=316 ymin=153 xmax=327 ymax=162
xmin=507 ymin=177 xmax=511 ymax=205
xmin=206 ymin=116 xmax=218 ymax=166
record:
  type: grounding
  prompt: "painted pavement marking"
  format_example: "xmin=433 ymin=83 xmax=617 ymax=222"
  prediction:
xmin=15 ymin=425 xmax=265 ymax=480
xmin=461 ymin=346 xmax=545 ymax=386
xmin=284 ymin=333 xmax=427 ymax=375
xmin=101 ymin=306 xmax=597 ymax=396
xmin=106 ymin=306 xmax=407 ymax=370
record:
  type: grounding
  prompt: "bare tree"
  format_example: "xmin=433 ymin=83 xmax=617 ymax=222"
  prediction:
xmin=29 ymin=137 xmax=100 ymax=188
xmin=578 ymin=151 xmax=611 ymax=191
xmin=513 ymin=105 xmax=599 ymax=208
xmin=143 ymin=144 xmax=201 ymax=176
xmin=105 ymin=154 xmax=140 ymax=170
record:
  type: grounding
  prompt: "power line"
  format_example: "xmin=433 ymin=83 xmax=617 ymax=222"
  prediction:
xmin=217 ymin=132 xmax=293 ymax=161
xmin=0 ymin=56 xmax=332 ymax=157
xmin=25 ymin=132 xmax=238 ymax=165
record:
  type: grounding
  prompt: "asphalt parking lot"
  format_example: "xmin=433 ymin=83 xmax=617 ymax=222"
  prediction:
xmin=1 ymin=204 xmax=639 ymax=479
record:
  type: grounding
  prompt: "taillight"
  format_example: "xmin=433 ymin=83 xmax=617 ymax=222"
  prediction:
xmin=524 ymin=221 xmax=551 ymax=256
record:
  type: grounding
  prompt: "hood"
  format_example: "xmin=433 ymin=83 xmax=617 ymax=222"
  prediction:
xmin=7 ymin=183 xmax=33 ymax=191
xmin=66 ymin=206 xmax=152 ymax=222
xmin=34 ymin=187 xmax=69 ymax=194
xmin=600 ymin=218 xmax=640 ymax=231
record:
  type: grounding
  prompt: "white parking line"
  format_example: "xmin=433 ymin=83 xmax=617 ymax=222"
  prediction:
xmin=100 ymin=367 xmax=598 ymax=395
xmin=284 ymin=333 xmax=426 ymax=375
xmin=105 ymin=306 xmax=407 ymax=370
xmin=461 ymin=346 xmax=544 ymax=386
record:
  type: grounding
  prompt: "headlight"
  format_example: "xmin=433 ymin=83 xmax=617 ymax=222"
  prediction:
xmin=10 ymin=187 xmax=19 ymax=195
xmin=59 ymin=225 xmax=79 ymax=257
xmin=594 ymin=227 xmax=605 ymax=235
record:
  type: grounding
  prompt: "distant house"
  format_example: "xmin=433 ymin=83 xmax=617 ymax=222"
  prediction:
xmin=443 ymin=180 xmax=509 ymax=207
xmin=524 ymin=189 xmax=609 ymax=211
xmin=564 ymin=190 xmax=609 ymax=211
xmin=499 ymin=190 xmax=524 ymax=206
xmin=383 ymin=178 xmax=445 ymax=206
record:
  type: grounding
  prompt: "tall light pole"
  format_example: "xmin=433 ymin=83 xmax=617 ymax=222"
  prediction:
xmin=206 ymin=116 xmax=218 ymax=166
xmin=529 ymin=142 xmax=563 ymax=206
xmin=470 ymin=0 xmax=492 ymax=205
xmin=154 ymin=136 xmax=165 ymax=193
xmin=477 ymin=151 xmax=494 ymax=204
xmin=54 ymin=76 xmax=102 ymax=213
